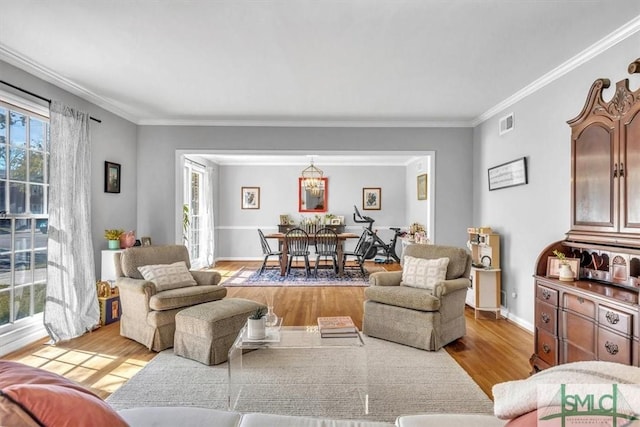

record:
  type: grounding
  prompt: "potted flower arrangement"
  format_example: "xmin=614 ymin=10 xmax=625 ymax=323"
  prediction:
xmin=553 ymin=249 xmax=574 ymax=282
xmin=104 ymin=229 xmax=124 ymax=250
xmin=247 ymin=307 xmax=267 ymax=340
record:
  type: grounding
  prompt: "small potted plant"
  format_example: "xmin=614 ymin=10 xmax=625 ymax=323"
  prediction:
xmin=104 ymin=229 xmax=124 ymax=250
xmin=247 ymin=307 xmax=267 ymax=340
xmin=553 ymin=249 xmax=574 ymax=282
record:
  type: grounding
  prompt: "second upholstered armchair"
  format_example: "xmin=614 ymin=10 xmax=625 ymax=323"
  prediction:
xmin=362 ymin=244 xmax=471 ymax=351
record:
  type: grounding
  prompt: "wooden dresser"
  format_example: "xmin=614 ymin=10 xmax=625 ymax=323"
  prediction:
xmin=531 ymin=58 xmax=640 ymax=373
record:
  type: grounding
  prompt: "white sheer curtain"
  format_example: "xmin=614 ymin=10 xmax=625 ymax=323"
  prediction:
xmin=203 ymin=166 xmax=216 ymax=267
xmin=44 ymin=101 xmax=98 ymax=342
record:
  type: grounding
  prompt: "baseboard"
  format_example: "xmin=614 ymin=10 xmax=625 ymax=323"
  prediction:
xmin=0 ymin=319 xmax=48 ymax=357
xmin=501 ymin=308 xmax=533 ymax=333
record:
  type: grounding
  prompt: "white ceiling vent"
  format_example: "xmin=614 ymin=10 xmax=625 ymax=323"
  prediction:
xmin=499 ymin=113 xmax=514 ymax=135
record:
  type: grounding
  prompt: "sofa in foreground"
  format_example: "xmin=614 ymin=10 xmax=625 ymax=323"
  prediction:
xmin=3 ymin=359 xmax=640 ymax=426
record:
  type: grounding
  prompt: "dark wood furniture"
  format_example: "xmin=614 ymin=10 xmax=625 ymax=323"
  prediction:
xmin=531 ymin=58 xmax=640 ymax=373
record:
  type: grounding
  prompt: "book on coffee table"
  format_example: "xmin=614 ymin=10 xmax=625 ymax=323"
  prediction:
xmin=317 ymin=316 xmax=358 ymax=337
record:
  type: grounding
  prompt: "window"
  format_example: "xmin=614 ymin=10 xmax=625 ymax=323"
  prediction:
xmin=183 ymin=160 xmax=205 ymax=267
xmin=0 ymin=96 xmax=49 ymax=333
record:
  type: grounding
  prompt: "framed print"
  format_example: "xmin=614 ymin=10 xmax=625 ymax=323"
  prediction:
xmin=362 ymin=187 xmax=381 ymax=210
xmin=330 ymin=218 xmax=342 ymax=225
xmin=488 ymin=157 xmax=528 ymax=191
xmin=141 ymin=236 xmax=152 ymax=246
xmin=241 ymin=187 xmax=260 ymax=209
xmin=546 ymin=256 xmax=579 ymax=279
xmin=417 ymin=174 xmax=428 ymax=200
xmin=104 ymin=161 xmax=121 ymax=193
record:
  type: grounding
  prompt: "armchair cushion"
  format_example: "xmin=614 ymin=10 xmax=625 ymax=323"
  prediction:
xmin=149 ymin=285 xmax=227 ymax=311
xmin=364 ymin=285 xmax=441 ymax=311
xmin=138 ymin=261 xmax=197 ymax=292
xmin=401 ymin=256 xmax=449 ymax=290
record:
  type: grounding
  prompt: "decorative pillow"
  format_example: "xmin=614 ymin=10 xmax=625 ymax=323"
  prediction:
xmin=138 ymin=261 xmax=197 ymax=291
xmin=0 ymin=361 xmax=127 ymax=427
xmin=401 ymin=256 xmax=449 ymax=289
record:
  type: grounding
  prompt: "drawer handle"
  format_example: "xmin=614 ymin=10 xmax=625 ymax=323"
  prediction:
xmin=541 ymin=312 xmax=550 ymax=324
xmin=542 ymin=344 xmax=551 ymax=354
xmin=606 ymin=311 xmax=620 ymax=325
xmin=541 ymin=289 xmax=551 ymax=300
xmin=577 ymin=296 xmax=585 ymax=304
xmin=605 ymin=341 xmax=619 ymax=355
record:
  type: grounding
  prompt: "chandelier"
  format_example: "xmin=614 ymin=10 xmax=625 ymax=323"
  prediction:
xmin=300 ymin=159 xmax=323 ymax=196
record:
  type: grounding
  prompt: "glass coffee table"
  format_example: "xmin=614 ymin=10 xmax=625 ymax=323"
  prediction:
xmin=227 ymin=322 xmax=369 ymax=417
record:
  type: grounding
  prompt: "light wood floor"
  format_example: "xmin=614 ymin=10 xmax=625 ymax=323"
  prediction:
xmin=2 ymin=260 xmax=533 ymax=400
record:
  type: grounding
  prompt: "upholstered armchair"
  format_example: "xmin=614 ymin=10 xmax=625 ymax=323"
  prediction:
xmin=115 ymin=245 xmax=226 ymax=351
xmin=362 ymin=244 xmax=471 ymax=351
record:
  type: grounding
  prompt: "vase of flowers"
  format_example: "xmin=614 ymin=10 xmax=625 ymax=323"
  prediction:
xmin=104 ymin=229 xmax=124 ymax=250
xmin=553 ymin=249 xmax=574 ymax=282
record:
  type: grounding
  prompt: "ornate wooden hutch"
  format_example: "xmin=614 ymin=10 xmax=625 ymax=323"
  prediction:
xmin=531 ymin=58 xmax=640 ymax=372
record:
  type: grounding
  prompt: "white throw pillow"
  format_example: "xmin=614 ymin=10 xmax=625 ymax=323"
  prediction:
xmin=401 ymin=256 xmax=449 ymax=289
xmin=137 ymin=261 xmax=197 ymax=291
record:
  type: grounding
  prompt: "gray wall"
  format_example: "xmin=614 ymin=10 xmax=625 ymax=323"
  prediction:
xmin=137 ymin=126 xmax=473 ymax=251
xmin=472 ymin=34 xmax=640 ymax=329
xmin=0 ymin=60 xmax=138 ymax=279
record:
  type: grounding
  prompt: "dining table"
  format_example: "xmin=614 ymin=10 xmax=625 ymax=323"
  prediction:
xmin=264 ymin=232 xmax=360 ymax=276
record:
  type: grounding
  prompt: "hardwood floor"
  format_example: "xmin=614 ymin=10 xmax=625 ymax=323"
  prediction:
xmin=2 ymin=260 xmax=533 ymax=400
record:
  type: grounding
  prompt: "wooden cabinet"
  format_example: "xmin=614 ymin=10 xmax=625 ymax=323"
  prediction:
xmin=531 ymin=275 xmax=638 ymax=372
xmin=532 ymin=59 xmax=640 ymax=373
xmin=567 ymin=71 xmax=640 ymax=245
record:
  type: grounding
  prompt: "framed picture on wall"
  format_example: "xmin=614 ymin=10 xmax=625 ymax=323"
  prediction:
xmin=362 ymin=187 xmax=381 ymax=210
xmin=417 ymin=174 xmax=428 ymax=200
xmin=104 ymin=161 xmax=121 ymax=194
xmin=241 ymin=187 xmax=260 ymax=209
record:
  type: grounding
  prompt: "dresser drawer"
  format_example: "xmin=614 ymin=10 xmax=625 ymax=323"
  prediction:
xmin=563 ymin=311 xmax=595 ymax=352
xmin=598 ymin=305 xmax=632 ymax=336
xmin=562 ymin=340 xmax=596 ymax=363
xmin=536 ymin=300 xmax=557 ymax=334
xmin=597 ymin=328 xmax=632 ymax=364
xmin=536 ymin=283 xmax=558 ymax=306
xmin=564 ymin=293 xmax=595 ymax=318
xmin=536 ymin=328 xmax=558 ymax=366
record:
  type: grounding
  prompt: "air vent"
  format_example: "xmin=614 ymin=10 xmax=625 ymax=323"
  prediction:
xmin=499 ymin=113 xmax=514 ymax=135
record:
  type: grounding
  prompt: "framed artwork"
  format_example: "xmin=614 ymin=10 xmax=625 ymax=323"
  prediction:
xmin=488 ymin=157 xmax=528 ymax=191
xmin=417 ymin=174 xmax=428 ymax=200
xmin=330 ymin=218 xmax=342 ymax=225
xmin=241 ymin=187 xmax=260 ymax=209
xmin=546 ymin=257 xmax=579 ymax=279
xmin=141 ymin=236 xmax=152 ymax=246
xmin=362 ymin=187 xmax=381 ymax=210
xmin=104 ymin=161 xmax=121 ymax=194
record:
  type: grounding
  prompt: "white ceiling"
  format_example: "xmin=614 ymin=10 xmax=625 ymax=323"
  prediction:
xmin=1 ymin=1 xmax=639 ymax=128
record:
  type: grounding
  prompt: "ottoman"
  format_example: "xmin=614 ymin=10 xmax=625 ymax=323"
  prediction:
xmin=174 ymin=298 xmax=266 ymax=365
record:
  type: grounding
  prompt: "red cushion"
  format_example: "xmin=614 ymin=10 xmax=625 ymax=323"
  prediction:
xmin=0 ymin=361 xmax=127 ymax=427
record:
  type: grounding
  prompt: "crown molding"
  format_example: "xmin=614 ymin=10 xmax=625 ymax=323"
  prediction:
xmin=0 ymin=43 xmax=138 ymax=123
xmin=472 ymin=14 xmax=640 ymax=126
xmin=137 ymin=118 xmax=472 ymax=127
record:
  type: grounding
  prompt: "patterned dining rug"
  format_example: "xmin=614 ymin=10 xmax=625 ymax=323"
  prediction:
xmin=222 ymin=265 xmax=386 ymax=287
xmin=106 ymin=335 xmax=493 ymax=422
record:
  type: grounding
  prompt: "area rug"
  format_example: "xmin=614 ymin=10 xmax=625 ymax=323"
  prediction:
xmin=106 ymin=336 xmax=493 ymax=422
xmin=222 ymin=265 xmax=385 ymax=287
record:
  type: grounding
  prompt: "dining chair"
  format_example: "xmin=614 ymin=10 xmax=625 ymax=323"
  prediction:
xmin=314 ymin=227 xmax=339 ymax=277
xmin=284 ymin=228 xmax=311 ymax=277
xmin=342 ymin=230 xmax=368 ymax=276
xmin=257 ymin=229 xmax=282 ymax=275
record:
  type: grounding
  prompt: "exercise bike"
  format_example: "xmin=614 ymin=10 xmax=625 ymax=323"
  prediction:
xmin=353 ymin=205 xmax=403 ymax=263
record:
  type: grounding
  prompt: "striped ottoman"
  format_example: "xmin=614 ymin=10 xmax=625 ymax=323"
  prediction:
xmin=174 ymin=298 xmax=265 ymax=365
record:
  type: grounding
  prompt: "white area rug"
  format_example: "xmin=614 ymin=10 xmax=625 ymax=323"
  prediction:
xmin=107 ymin=336 xmax=493 ymax=423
